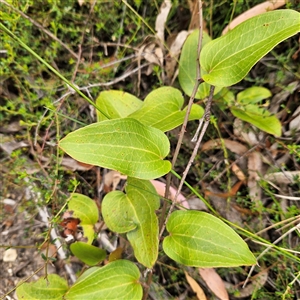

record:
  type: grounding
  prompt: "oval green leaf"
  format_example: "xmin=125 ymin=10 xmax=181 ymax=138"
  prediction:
xmin=178 ymin=30 xmax=221 ymax=99
xmin=68 ymin=193 xmax=99 ymax=244
xmin=96 ymin=90 xmax=143 ymax=122
xmin=65 ymin=260 xmax=142 ymax=300
xmin=129 ymin=86 xmax=204 ymax=132
xmin=102 ymin=177 xmax=160 ymax=268
xmin=59 ymin=118 xmax=171 ymax=180
xmin=201 ymin=10 xmax=300 ymax=87
xmin=16 ymin=274 xmax=68 ymax=300
xmin=231 ymin=105 xmax=281 ymax=136
xmin=70 ymin=242 xmax=106 ymax=266
xmin=163 ymin=210 xmax=256 ymax=267
xmin=237 ymin=86 xmax=271 ymax=104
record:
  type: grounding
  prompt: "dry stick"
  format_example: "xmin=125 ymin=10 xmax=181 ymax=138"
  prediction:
xmin=0 ymin=0 xmax=79 ymax=60
xmin=159 ymin=85 xmax=215 ymax=238
xmin=141 ymin=269 xmax=153 ymax=300
xmin=144 ymin=2 xmax=204 ymax=299
xmin=159 ymin=0 xmax=204 ymax=233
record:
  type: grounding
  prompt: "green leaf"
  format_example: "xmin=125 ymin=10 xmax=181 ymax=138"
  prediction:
xmin=237 ymin=87 xmax=271 ymax=104
xmin=59 ymin=118 xmax=171 ymax=180
xmin=70 ymin=242 xmax=106 ymax=266
xmin=213 ymin=87 xmax=235 ymax=108
xmin=201 ymin=10 xmax=300 ymax=87
xmin=231 ymin=105 xmax=281 ymax=136
xmin=102 ymin=177 xmax=160 ymax=268
xmin=179 ymin=30 xmax=221 ymax=99
xmin=96 ymin=90 xmax=143 ymax=122
xmin=129 ymin=87 xmax=204 ymax=132
xmin=16 ymin=274 xmax=68 ymax=300
xmin=163 ymin=210 xmax=256 ymax=267
xmin=65 ymin=260 xmax=142 ymax=300
xmin=68 ymin=193 xmax=99 ymax=244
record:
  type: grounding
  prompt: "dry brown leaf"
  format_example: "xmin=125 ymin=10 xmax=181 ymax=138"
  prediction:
xmin=232 ymin=163 xmax=246 ymax=182
xmin=61 ymin=157 xmax=94 ymax=171
xmin=199 ymin=268 xmax=229 ymax=300
xmin=288 ymin=106 xmax=300 ymax=133
xmin=264 ymin=171 xmax=300 ymax=185
xmin=187 ymin=0 xmax=208 ymax=32
xmin=205 ymin=181 xmax=244 ymax=199
xmin=201 ymin=138 xmax=248 ymax=156
xmin=165 ymin=30 xmax=190 ymax=81
xmin=185 ymin=271 xmax=207 ymax=300
xmin=40 ymin=243 xmax=57 ymax=259
xmin=233 ymin=118 xmax=259 ymax=146
xmin=143 ymin=43 xmax=163 ymax=66
xmin=0 ymin=134 xmax=28 ymax=155
xmin=103 ymin=170 xmax=127 ymax=192
xmin=270 ymin=81 xmax=299 ymax=115
xmin=109 ymin=247 xmax=123 ymax=262
xmin=150 ymin=180 xmax=189 ymax=208
xmin=204 ymin=184 xmax=244 ymax=226
xmin=155 ymin=0 xmax=172 ymax=43
xmin=247 ymin=152 xmax=262 ymax=203
xmin=222 ymin=1 xmax=286 ymax=35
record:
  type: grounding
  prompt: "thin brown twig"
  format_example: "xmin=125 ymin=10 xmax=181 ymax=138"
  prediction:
xmin=160 ymin=85 xmax=215 ymax=238
xmin=142 ymin=269 xmax=153 ymax=300
xmin=159 ymin=0 xmax=204 ymax=234
xmin=0 ymin=0 xmax=79 ymax=59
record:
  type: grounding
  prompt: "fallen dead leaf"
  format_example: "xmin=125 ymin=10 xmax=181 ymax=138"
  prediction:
xmin=109 ymin=247 xmax=123 ymax=262
xmin=288 ymin=106 xmax=300 ymax=134
xmin=222 ymin=1 xmax=286 ymax=34
xmin=61 ymin=157 xmax=94 ymax=171
xmin=199 ymin=268 xmax=229 ymax=300
xmin=150 ymin=180 xmax=189 ymax=208
xmin=264 ymin=171 xmax=300 ymax=185
xmin=0 ymin=134 xmax=28 ymax=155
xmin=165 ymin=30 xmax=190 ymax=81
xmin=204 ymin=184 xmax=244 ymax=226
xmin=201 ymin=138 xmax=248 ymax=156
xmin=143 ymin=43 xmax=164 ymax=66
xmin=232 ymin=163 xmax=246 ymax=182
xmin=188 ymin=0 xmax=208 ymax=32
xmin=185 ymin=271 xmax=207 ymax=300
xmin=233 ymin=118 xmax=259 ymax=146
xmin=155 ymin=0 xmax=172 ymax=43
xmin=103 ymin=170 xmax=127 ymax=193
xmin=247 ymin=152 xmax=262 ymax=203
xmin=205 ymin=181 xmax=244 ymax=199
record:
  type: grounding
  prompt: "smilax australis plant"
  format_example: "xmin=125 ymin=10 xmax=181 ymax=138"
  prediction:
xmin=5 ymin=8 xmax=299 ymax=300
